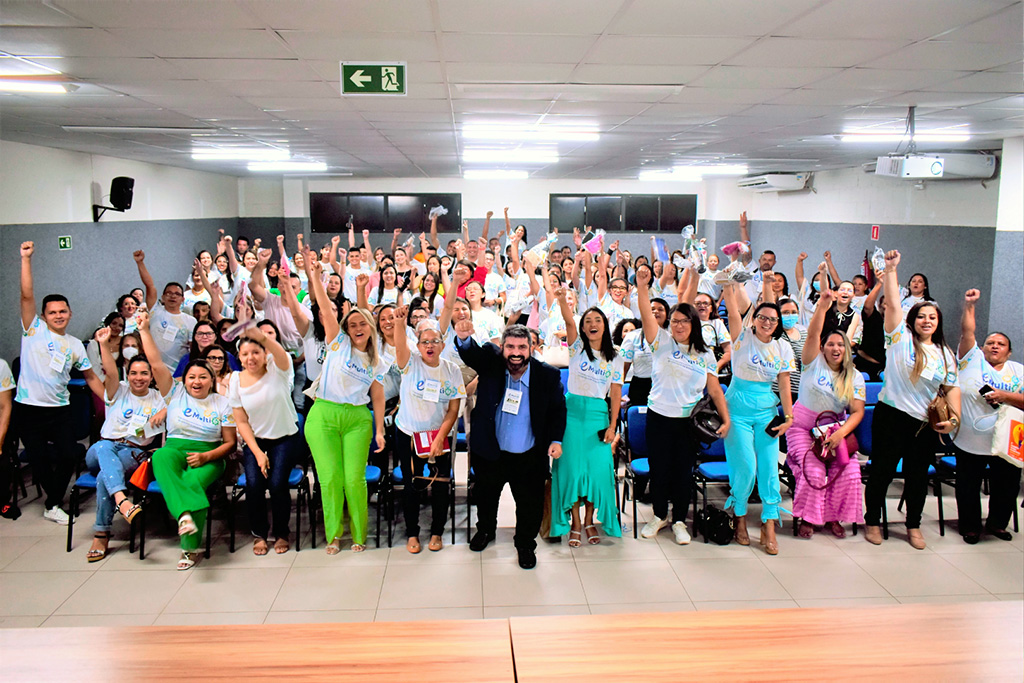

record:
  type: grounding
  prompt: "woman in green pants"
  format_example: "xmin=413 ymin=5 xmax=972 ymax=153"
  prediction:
xmin=303 ymin=250 xmax=387 ymax=554
xmin=138 ymin=311 xmax=236 ymax=570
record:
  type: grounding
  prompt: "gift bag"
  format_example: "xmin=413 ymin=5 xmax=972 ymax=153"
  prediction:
xmin=991 ymin=404 xmax=1024 ymax=468
xmin=129 ymin=458 xmax=155 ymax=489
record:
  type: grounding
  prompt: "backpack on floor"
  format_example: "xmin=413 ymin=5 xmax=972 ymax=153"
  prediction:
xmin=696 ymin=504 xmax=735 ymax=545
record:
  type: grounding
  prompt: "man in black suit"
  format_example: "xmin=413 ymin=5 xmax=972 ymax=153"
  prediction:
xmin=454 ymin=319 xmax=566 ymax=569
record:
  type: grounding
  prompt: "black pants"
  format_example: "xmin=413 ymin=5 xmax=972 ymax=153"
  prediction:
xmin=16 ymin=403 xmax=78 ymax=510
xmin=864 ymin=402 xmax=938 ymax=529
xmin=953 ymin=446 xmax=1021 ymax=535
xmin=646 ymin=410 xmax=698 ymax=523
xmin=628 ymin=376 xmax=651 ymax=407
xmin=394 ymin=429 xmax=452 ymax=538
xmin=472 ymin=447 xmax=548 ymax=551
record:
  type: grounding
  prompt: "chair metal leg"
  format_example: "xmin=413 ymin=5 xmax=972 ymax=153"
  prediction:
xmin=228 ymin=488 xmax=238 ymax=553
xmin=450 ymin=481 xmax=456 ymax=546
xmin=138 ymin=496 xmax=148 ymax=560
xmin=66 ymin=485 xmax=78 ymax=553
xmin=936 ymin=479 xmax=944 ymax=536
xmin=631 ymin=479 xmax=638 ymax=539
xmin=205 ymin=509 xmax=212 ymax=559
xmin=295 ymin=485 xmax=303 ymax=553
xmin=1013 ymin=501 xmax=1020 ymax=533
xmin=881 ymin=499 xmax=889 ymax=540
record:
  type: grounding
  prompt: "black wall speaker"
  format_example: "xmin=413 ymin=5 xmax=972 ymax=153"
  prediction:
xmin=110 ymin=176 xmax=134 ymax=211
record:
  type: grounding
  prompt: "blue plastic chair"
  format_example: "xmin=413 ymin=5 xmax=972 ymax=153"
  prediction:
xmin=135 ymin=479 xmax=214 ymax=561
xmin=864 ymin=382 xmax=883 ymax=406
xmin=559 ymin=368 xmax=569 ymax=394
xmin=621 ymin=406 xmax=650 ymax=538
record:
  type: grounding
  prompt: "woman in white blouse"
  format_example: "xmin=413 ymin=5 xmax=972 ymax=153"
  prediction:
xmin=138 ymin=312 xmax=237 ymax=570
xmin=229 ymin=324 xmax=301 ymax=555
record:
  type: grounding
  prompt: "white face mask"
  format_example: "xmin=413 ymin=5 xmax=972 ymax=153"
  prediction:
xmin=121 ymin=346 xmax=139 ymax=360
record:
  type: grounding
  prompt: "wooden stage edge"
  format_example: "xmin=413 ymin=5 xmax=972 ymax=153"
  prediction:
xmin=1 ymin=601 xmax=1020 ymax=682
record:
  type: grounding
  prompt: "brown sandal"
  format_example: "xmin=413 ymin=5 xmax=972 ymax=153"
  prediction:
xmin=116 ymin=498 xmax=142 ymax=524
xmin=274 ymin=537 xmax=290 ymax=554
xmin=87 ymin=532 xmax=110 ymax=563
xmin=253 ymin=538 xmax=269 ymax=556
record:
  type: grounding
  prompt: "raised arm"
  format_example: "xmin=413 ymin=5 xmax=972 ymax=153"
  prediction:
xmin=439 ymin=266 xmax=468 ymax=334
xmin=761 ymin=271 xmax=777 ymax=305
xmin=596 ymin=246 xmax=611 ymax=301
xmin=481 ymin=210 xmax=493 ymax=243
xmin=276 ymin=234 xmax=289 ymax=271
xmin=278 ymin=273 xmax=310 ymax=337
xmin=19 ymin=241 xmax=35 ymax=329
xmin=390 ymin=228 xmax=401 ymax=255
xmin=509 ymin=230 xmax=523 ymax=276
xmin=245 ymin=321 xmax=291 ymax=372
xmin=882 ymin=250 xmax=903 ymax=334
xmin=721 ymin=283 xmax=744 ymax=342
xmin=823 ymin=250 xmax=841 ymax=287
xmin=803 ymin=287 xmax=834 ymax=367
xmin=523 ymin=251 xmax=541 ymax=298
xmin=393 ymin=305 xmax=411 ymax=368
xmin=135 ymin=250 xmax=158 ymax=310
xmin=248 ymin=249 xmax=271 ymax=303
xmin=136 ymin=312 xmax=172 ymax=395
xmin=679 ymin=263 xmax=699 ymax=304
xmin=863 ymin=271 xmax=884 ymax=316
xmin=959 ymin=288 xmax=980 ymax=358
xmin=738 ymin=211 xmax=752 ymax=265
xmin=304 ymin=247 xmax=339 ymax=341
xmin=196 ymin=261 xmax=225 ymax=323
xmin=224 ymin=235 xmax=240 ymax=274
xmin=361 ymin=229 xmax=373 ymax=269
xmin=355 ymin=273 xmax=369 ymax=312
xmin=94 ymin=327 xmax=121 ymax=399
xmin=329 ymin=238 xmax=345 ymax=277
xmin=795 ymin=251 xmax=808 ymax=289
xmin=635 ymin=267 xmax=658 ymax=346
xmin=428 ymin=213 xmax=440 ymax=249
xmin=554 ymin=286 xmax=577 ymax=348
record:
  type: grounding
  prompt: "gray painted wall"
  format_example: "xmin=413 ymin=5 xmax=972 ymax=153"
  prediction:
xmin=988 ymin=231 xmax=1024 ymax=361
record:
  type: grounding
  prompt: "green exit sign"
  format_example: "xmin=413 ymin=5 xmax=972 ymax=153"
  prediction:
xmin=340 ymin=62 xmax=407 ymax=96
xmin=57 ymin=235 xmax=72 ymax=251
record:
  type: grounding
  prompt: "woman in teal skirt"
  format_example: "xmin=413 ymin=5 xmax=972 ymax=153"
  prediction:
xmin=550 ymin=286 xmax=624 ymax=546
xmin=138 ymin=311 xmax=237 ymax=570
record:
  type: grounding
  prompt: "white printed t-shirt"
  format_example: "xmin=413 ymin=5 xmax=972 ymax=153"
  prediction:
xmin=164 ymin=382 xmax=235 ymax=442
xmin=648 ymin=328 xmax=716 ymax=419
xmin=101 ymin=382 xmax=166 ymax=446
xmin=314 ymin=334 xmax=387 ymax=406
xmin=395 ymin=352 xmax=467 ymax=435
xmin=954 ymin=344 xmax=1024 ymax=455
xmin=566 ymin=337 xmax=624 ymax=399
xmin=731 ymin=326 xmax=797 ymax=384
xmin=149 ymin=304 xmax=196 ymax=372
xmin=878 ymin=320 xmax=959 ymax=421
xmin=16 ymin=316 xmax=92 ymax=407
xmin=796 ymin=355 xmax=867 ymax=414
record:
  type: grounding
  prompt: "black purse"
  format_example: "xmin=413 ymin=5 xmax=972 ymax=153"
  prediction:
xmin=690 ymin=393 xmax=723 ymax=446
xmin=696 ymin=504 xmax=735 ymax=545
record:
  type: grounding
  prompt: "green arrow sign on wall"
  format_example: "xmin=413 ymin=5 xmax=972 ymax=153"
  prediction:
xmin=340 ymin=62 xmax=407 ymax=96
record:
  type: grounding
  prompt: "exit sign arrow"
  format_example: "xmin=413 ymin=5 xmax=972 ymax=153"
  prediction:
xmin=349 ymin=69 xmax=372 ymax=88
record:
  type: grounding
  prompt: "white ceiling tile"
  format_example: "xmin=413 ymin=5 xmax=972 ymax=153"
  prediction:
xmin=0 ymin=1 xmax=89 ymax=26
xmin=919 ymin=71 xmax=1024 ymax=93
xmin=279 ymin=31 xmax=439 ymax=61
xmin=940 ymin=3 xmax=1024 ymax=43
xmin=105 ymin=28 xmax=294 ymax=59
xmin=226 ymin=80 xmax=337 ymax=98
xmin=442 ymin=34 xmax=596 ymax=64
xmin=864 ymin=41 xmax=1023 ymax=71
xmin=164 ymin=58 xmax=321 ymax=81
xmin=609 ymin=0 xmax=821 ymax=36
xmin=767 ymin=89 xmax=898 ymax=106
xmin=437 ymin=0 xmax=623 ymax=34
xmin=569 ymin=64 xmax=709 ymax=85
xmin=546 ymin=100 xmax=653 ymax=116
xmin=725 ymin=38 xmax=910 ymax=68
xmin=242 ymin=0 xmax=434 ymax=32
xmin=53 ymin=57 xmax=185 ymax=81
xmin=775 ymin=0 xmax=1016 ymax=40
xmin=445 ymin=63 xmax=576 ymax=83
xmin=663 ymin=87 xmax=792 ymax=105
xmin=105 ymin=80 xmax=236 ymax=98
xmin=807 ymin=68 xmax=973 ymax=91
xmin=971 ymin=94 xmax=1024 ymax=109
xmin=586 ymin=36 xmax=757 ymax=66
xmin=688 ymin=66 xmax=842 ymax=89
xmin=0 ymin=27 xmax=152 ymax=57
xmin=874 ymin=91 xmax=1018 ymax=108
xmin=50 ymin=0 xmax=262 ymax=29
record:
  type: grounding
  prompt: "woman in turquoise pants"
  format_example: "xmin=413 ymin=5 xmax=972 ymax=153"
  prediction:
xmin=721 ymin=278 xmax=795 ymax=555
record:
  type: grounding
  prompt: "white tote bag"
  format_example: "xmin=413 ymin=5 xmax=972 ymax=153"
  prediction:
xmin=991 ymin=404 xmax=1024 ymax=468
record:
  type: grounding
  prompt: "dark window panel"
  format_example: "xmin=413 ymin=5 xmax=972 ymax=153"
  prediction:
xmin=550 ymin=195 xmax=585 ymax=234
xmin=623 ymin=195 xmax=659 ymax=232
xmin=387 ymin=195 xmax=424 ymax=234
xmin=585 ymin=195 xmax=623 ymax=232
xmin=348 ymin=194 xmax=386 ymax=233
xmin=659 ymin=194 xmax=698 ymax=233
xmin=310 ymin=194 xmax=348 ymax=234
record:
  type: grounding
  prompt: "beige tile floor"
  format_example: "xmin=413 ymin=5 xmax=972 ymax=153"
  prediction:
xmin=1 ymin=481 xmax=1020 ymax=627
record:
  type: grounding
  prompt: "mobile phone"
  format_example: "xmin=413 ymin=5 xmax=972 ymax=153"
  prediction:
xmin=979 ymin=384 xmax=995 ymax=396
xmin=765 ymin=415 xmax=786 ymax=437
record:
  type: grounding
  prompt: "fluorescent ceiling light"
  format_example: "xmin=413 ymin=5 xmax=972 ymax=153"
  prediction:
xmin=462 ymin=124 xmax=599 ymax=142
xmin=462 ymin=149 xmax=559 ymax=164
xmin=695 ymin=164 xmax=748 ymax=176
xmin=840 ymin=133 xmax=971 ymax=143
xmin=0 ymin=80 xmax=68 ymax=94
xmin=248 ymin=161 xmax=327 ymax=172
xmin=463 ymin=170 xmax=529 ymax=180
xmin=64 ymin=126 xmax=215 ymax=134
xmin=192 ymin=149 xmax=290 ymax=161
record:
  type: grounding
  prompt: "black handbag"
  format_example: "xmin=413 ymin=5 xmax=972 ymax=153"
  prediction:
xmin=690 ymin=393 xmax=723 ymax=446
xmin=696 ymin=504 xmax=735 ymax=545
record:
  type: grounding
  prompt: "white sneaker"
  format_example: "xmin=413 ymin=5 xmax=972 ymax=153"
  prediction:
xmin=640 ymin=516 xmax=668 ymax=539
xmin=44 ymin=506 xmax=69 ymax=525
xmin=672 ymin=521 xmax=691 ymax=545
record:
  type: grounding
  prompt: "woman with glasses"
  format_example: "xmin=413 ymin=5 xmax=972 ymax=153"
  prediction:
xmin=200 ymin=345 xmax=232 ymax=396
xmin=721 ymin=280 xmax=796 ymax=555
xmin=173 ymin=321 xmax=239 ymax=378
xmin=392 ymin=306 xmax=465 ymax=553
xmin=694 ymin=293 xmax=732 ymax=380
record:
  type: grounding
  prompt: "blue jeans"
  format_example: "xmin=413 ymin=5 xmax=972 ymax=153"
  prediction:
xmin=85 ymin=440 xmax=145 ymax=532
xmin=242 ymin=432 xmax=301 ymax=540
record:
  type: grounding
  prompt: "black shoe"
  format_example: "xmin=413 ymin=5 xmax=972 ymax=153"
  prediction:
xmin=0 ymin=504 xmax=21 ymax=520
xmin=517 ymin=547 xmax=536 ymax=569
xmin=469 ymin=531 xmax=495 ymax=552
xmin=985 ymin=525 xmax=1013 ymax=541
xmin=962 ymin=532 xmax=981 ymax=545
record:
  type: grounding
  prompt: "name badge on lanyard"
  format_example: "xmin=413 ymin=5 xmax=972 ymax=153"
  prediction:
xmin=502 ymin=388 xmax=523 ymax=415
xmin=422 ymin=378 xmax=441 ymax=403
xmin=162 ymin=325 xmax=178 ymax=342
xmin=49 ymin=351 xmax=67 ymax=373
xmin=128 ymin=412 xmax=148 ymax=434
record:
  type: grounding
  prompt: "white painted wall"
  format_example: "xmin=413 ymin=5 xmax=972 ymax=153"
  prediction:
xmin=0 ymin=140 xmax=238 ymax=225
xmin=238 ymin=176 xmax=284 ymax=218
xmin=996 ymin=137 xmax=1023 ymax=232
xmin=703 ymin=165 xmax=1000 ymax=227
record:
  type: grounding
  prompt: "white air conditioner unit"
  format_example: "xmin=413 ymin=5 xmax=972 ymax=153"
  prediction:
xmin=874 ymin=153 xmax=996 ymax=180
xmin=736 ymin=173 xmax=811 ymax=192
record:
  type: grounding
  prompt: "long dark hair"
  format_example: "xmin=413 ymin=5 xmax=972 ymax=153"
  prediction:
xmin=668 ymin=303 xmax=708 ymax=352
xmin=906 ymin=272 xmax=933 ymax=302
xmin=906 ymin=301 xmax=950 ymax=384
xmin=578 ymin=306 xmax=617 ymax=362
xmin=187 ymin=320 xmax=219 ymax=360
xmin=310 ymin=300 xmax=341 ymax=344
xmin=694 ymin=292 xmax=719 ymax=320
xmin=650 ymin=297 xmax=670 ymax=327
xmin=421 ymin=272 xmax=441 ymax=313
xmin=613 ymin=318 xmax=640 ymax=346
xmin=751 ymin=302 xmax=785 ymax=340
xmin=181 ymin=358 xmax=217 ymax=393
xmin=199 ymin=345 xmax=232 ymax=379
xmin=377 ymin=264 xmax=397 ymax=301
xmin=215 ymin=253 xmax=234 ymax=290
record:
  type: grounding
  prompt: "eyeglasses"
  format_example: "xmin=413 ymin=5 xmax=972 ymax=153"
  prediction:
xmin=195 ymin=331 xmax=216 ymax=337
xmin=755 ymin=315 xmax=779 ymax=324
xmin=669 ymin=318 xmax=691 ymax=326
xmin=418 ymin=339 xmax=443 ymax=346
xmin=206 ymin=356 xmax=225 ymax=362
xmin=610 ymin=285 xmax=627 ymax=291
xmin=694 ymin=302 xmax=711 ymax=308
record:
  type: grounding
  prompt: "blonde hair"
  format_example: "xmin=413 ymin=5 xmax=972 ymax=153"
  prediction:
xmin=342 ymin=307 xmax=379 ymax=365
xmin=823 ymin=330 xmax=857 ymax=405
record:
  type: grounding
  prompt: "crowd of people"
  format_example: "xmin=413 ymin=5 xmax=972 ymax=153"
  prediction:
xmin=1 ymin=208 xmax=1020 ymax=571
